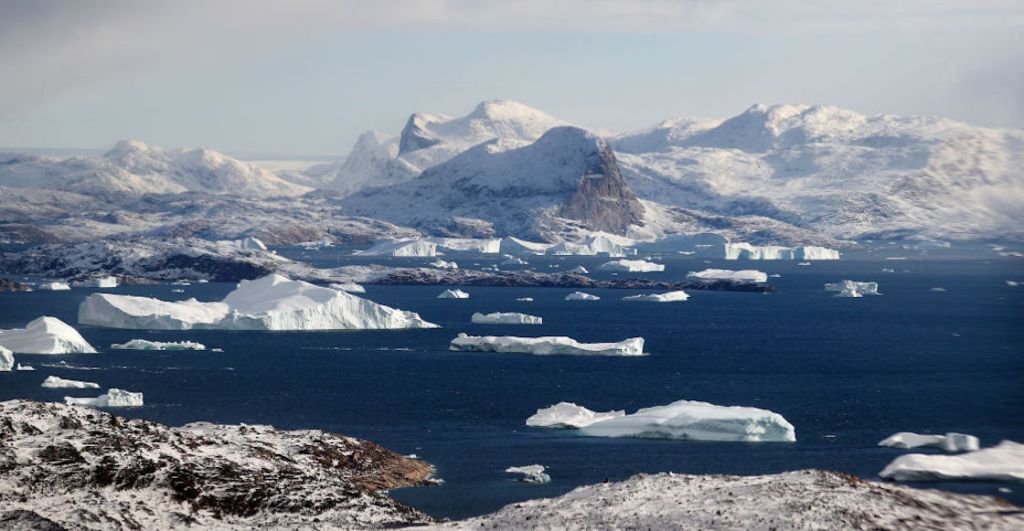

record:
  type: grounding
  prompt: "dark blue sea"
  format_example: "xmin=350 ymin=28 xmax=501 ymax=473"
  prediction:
xmin=1 ymin=243 xmax=1022 ymax=518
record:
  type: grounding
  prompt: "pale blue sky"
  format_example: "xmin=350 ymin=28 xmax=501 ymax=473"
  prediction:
xmin=1 ymin=0 xmax=1021 ymax=157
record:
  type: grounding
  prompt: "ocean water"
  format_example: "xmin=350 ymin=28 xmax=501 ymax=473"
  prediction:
xmin=1 ymin=244 xmax=1022 ymax=519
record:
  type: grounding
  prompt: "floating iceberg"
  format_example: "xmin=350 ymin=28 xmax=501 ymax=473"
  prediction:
xmin=427 ymin=237 xmax=502 ymax=254
xmin=687 ymin=269 xmax=767 ymax=284
xmin=564 ymin=291 xmax=600 ymax=301
xmin=16 ymin=364 xmax=34 ymax=371
xmin=450 ymin=333 xmax=644 ymax=357
xmin=238 ymin=236 xmax=268 ymax=251
xmin=526 ymin=402 xmax=625 ymax=428
xmin=111 ymin=339 xmax=207 ymax=351
xmin=329 ymin=282 xmax=366 ymax=293
xmin=471 ymin=312 xmax=543 ymax=325
xmin=516 ymin=297 xmax=534 ymax=302
xmin=0 ymin=317 xmax=97 ymax=354
xmin=505 ymin=465 xmax=551 ymax=484
xmin=501 ymin=255 xmax=529 ymax=266
xmin=546 ymin=235 xmax=634 ymax=257
xmin=37 ymin=281 xmax=71 ymax=291
xmin=65 ymin=388 xmax=144 ymax=408
xmin=574 ymin=399 xmax=796 ymax=442
xmin=724 ymin=243 xmax=840 ymax=261
xmin=567 ymin=266 xmax=589 ymax=274
xmin=78 ymin=274 xmax=437 ymax=331
xmin=825 ymin=280 xmax=880 ymax=297
xmin=356 ymin=239 xmax=437 ymax=257
xmin=599 ymin=259 xmax=665 ymax=273
xmin=71 ymin=276 xmax=119 ymax=288
xmin=437 ymin=289 xmax=470 ymax=299
xmin=428 ymin=259 xmax=459 ymax=269
xmin=879 ymin=432 xmax=980 ymax=452
xmin=41 ymin=375 xmax=100 ymax=389
xmin=880 ymin=440 xmax=1024 ymax=482
xmin=499 ymin=237 xmax=553 ymax=256
xmin=0 ymin=346 xmax=11 ymax=371
xmin=622 ymin=291 xmax=689 ymax=303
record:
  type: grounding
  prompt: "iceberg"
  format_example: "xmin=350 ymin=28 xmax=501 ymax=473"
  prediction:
xmin=575 ymin=399 xmax=796 ymax=442
xmin=880 ymin=440 xmax=1024 ymax=482
xmin=516 ymin=297 xmax=534 ymax=302
xmin=71 ymin=276 xmax=119 ymax=288
xmin=567 ymin=266 xmax=589 ymax=274
xmin=622 ymin=290 xmax=689 ymax=302
xmin=501 ymin=255 xmax=529 ymax=266
xmin=0 ymin=346 xmax=11 ymax=371
xmin=65 ymin=388 xmax=144 ymax=408
xmin=16 ymin=364 xmax=35 ymax=371
xmin=505 ymin=465 xmax=551 ymax=484
xmin=471 ymin=312 xmax=543 ymax=325
xmin=0 ymin=317 xmax=97 ymax=354
xmin=329 ymin=282 xmax=366 ymax=293
xmin=599 ymin=259 xmax=665 ymax=272
xmin=78 ymin=274 xmax=437 ymax=331
xmin=499 ymin=237 xmax=553 ymax=256
xmin=428 ymin=259 xmax=459 ymax=269
xmin=41 ymin=375 xmax=100 ymax=389
xmin=879 ymin=432 xmax=980 ymax=452
xmin=546 ymin=235 xmax=634 ymax=258
xmin=687 ymin=269 xmax=767 ymax=284
xmin=825 ymin=280 xmax=880 ymax=297
xmin=427 ymin=237 xmax=502 ymax=254
xmin=437 ymin=289 xmax=470 ymax=299
xmin=724 ymin=243 xmax=841 ymax=261
xmin=526 ymin=402 xmax=626 ymax=428
xmin=111 ymin=339 xmax=207 ymax=351
xmin=356 ymin=239 xmax=437 ymax=257
xmin=37 ymin=281 xmax=71 ymax=291
xmin=564 ymin=291 xmax=600 ymax=301
xmin=450 ymin=333 xmax=644 ymax=356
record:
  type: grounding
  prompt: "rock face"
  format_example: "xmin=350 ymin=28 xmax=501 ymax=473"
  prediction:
xmin=559 ymin=138 xmax=644 ymax=234
xmin=0 ymin=400 xmax=435 ymax=529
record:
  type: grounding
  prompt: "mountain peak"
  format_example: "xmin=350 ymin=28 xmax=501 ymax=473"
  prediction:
xmin=469 ymin=100 xmax=552 ymax=122
xmin=104 ymin=139 xmax=155 ymax=159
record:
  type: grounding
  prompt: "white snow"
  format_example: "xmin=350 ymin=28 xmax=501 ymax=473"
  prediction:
xmin=450 ymin=333 xmax=644 ymax=357
xmin=567 ymin=266 xmax=589 ymax=274
xmin=505 ymin=465 xmax=551 ymax=484
xmin=72 ymin=276 xmax=119 ymax=288
xmin=825 ymin=280 xmax=881 ymax=297
xmin=686 ymin=268 xmax=767 ymax=283
xmin=428 ymin=259 xmax=459 ymax=270
xmin=329 ymin=282 xmax=366 ymax=293
xmin=64 ymin=388 xmax=144 ymax=408
xmin=0 ymin=317 xmax=97 ymax=354
xmin=78 ymin=274 xmax=437 ymax=331
xmin=564 ymin=291 xmax=600 ymax=301
xmin=598 ymin=259 xmax=664 ymax=272
xmin=471 ymin=312 xmax=543 ymax=325
xmin=239 ymin=236 xmax=268 ymax=251
xmin=879 ymin=432 xmax=980 ymax=452
xmin=437 ymin=289 xmax=469 ymax=299
xmin=622 ymin=290 xmax=689 ymax=302
xmin=37 ymin=281 xmax=71 ymax=291
xmin=41 ymin=375 xmax=100 ymax=389
xmin=357 ymin=239 xmax=438 ymax=257
xmin=525 ymin=402 xmax=626 ymax=429
xmin=880 ymin=440 xmax=1024 ymax=482
xmin=0 ymin=346 xmax=12 ymax=372
xmin=575 ymin=399 xmax=796 ymax=442
xmin=111 ymin=339 xmax=207 ymax=351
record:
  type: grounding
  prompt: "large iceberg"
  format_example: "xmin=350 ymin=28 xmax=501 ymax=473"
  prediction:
xmin=42 ymin=375 xmax=100 ymax=389
xmin=526 ymin=402 xmax=626 ymax=428
xmin=576 ymin=399 xmax=796 ymax=442
xmin=356 ymin=239 xmax=438 ymax=257
xmin=878 ymin=432 xmax=980 ymax=453
xmin=427 ymin=237 xmax=502 ymax=254
xmin=599 ymin=259 xmax=665 ymax=272
xmin=0 ymin=346 xmax=12 ymax=371
xmin=880 ymin=440 xmax=1024 ymax=482
xmin=622 ymin=291 xmax=689 ymax=302
xmin=499 ymin=237 xmax=553 ymax=256
xmin=65 ymin=388 xmax=144 ymax=408
xmin=111 ymin=339 xmax=207 ymax=351
xmin=505 ymin=465 xmax=551 ymax=484
xmin=825 ymin=280 xmax=880 ymax=297
xmin=71 ymin=276 xmax=119 ymax=288
xmin=547 ymin=235 xmax=634 ymax=258
xmin=471 ymin=312 xmax=543 ymax=325
xmin=686 ymin=269 xmax=767 ymax=284
xmin=437 ymin=289 xmax=470 ymax=299
xmin=564 ymin=291 xmax=600 ymax=301
xmin=78 ymin=274 xmax=438 ymax=331
xmin=450 ymin=333 xmax=644 ymax=356
xmin=724 ymin=243 xmax=840 ymax=261
xmin=37 ymin=281 xmax=71 ymax=291
xmin=0 ymin=317 xmax=97 ymax=354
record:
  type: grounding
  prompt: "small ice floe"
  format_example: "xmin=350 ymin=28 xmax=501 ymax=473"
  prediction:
xmin=769 ymin=273 xmax=782 ymax=278
xmin=111 ymin=339 xmax=207 ymax=351
xmin=506 ymin=465 xmax=551 ymax=484
xmin=450 ymin=334 xmax=644 ymax=357
xmin=879 ymin=432 xmax=980 ymax=452
xmin=171 ymin=289 xmax=185 ymax=293
xmin=41 ymin=375 xmax=100 ymax=389
xmin=172 ymin=280 xmax=192 ymax=286
xmin=880 ymin=440 xmax=1024 ymax=482
xmin=0 ymin=316 xmax=97 ymax=354
xmin=797 ymin=262 xmax=811 ymax=266
xmin=567 ymin=266 xmax=589 ymax=274
xmin=564 ymin=291 xmax=600 ymax=301
xmin=526 ymin=402 xmax=625 ymax=428
xmin=882 ymin=268 xmax=896 ymax=273
xmin=37 ymin=281 xmax=71 ymax=291
xmin=329 ymin=282 xmax=366 ymax=293
xmin=598 ymin=259 xmax=665 ymax=273
xmin=437 ymin=289 xmax=470 ymax=299
xmin=622 ymin=291 xmax=689 ymax=303
xmin=825 ymin=280 xmax=880 ymax=298
xmin=1007 ymin=281 xmax=1020 ymax=287
xmin=516 ymin=297 xmax=534 ymax=302
xmin=65 ymin=388 xmax=144 ymax=408
xmin=16 ymin=364 xmax=35 ymax=371
xmin=930 ymin=287 xmax=947 ymax=292
xmin=428 ymin=259 xmax=459 ymax=270
xmin=471 ymin=312 xmax=543 ymax=325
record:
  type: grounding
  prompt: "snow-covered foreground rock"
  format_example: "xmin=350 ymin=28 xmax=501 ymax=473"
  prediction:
xmin=64 ymin=388 xmax=144 ymax=408
xmin=505 ymin=465 xmax=551 ymax=484
xmin=564 ymin=291 xmax=600 ymax=301
xmin=598 ymin=259 xmax=664 ymax=272
xmin=450 ymin=334 xmax=645 ymax=357
xmin=525 ymin=402 xmax=626 ymax=429
xmin=880 ymin=440 xmax=1024 ymax=482
xmin=0 ymin=317 xmax=97 ymax=354
xmin=471 ymin=312 xmax=543 ymax=325
xmin=425 ymin=470 xmax=1024 ymax=530
xmin=41 ymin=376 xmax=99 ymax=389
xmin=79 ymin=274 xmax=438 ymax=330
xmin=687 ymin=268 xmax=768 ymax=284
xmin=0 ymin=400 xmax=435 ymax=529
xmin=0 ymin=346 xmax=12 ymax=371
xmin=622 ymin=290 xmax=689 ymax=302
xmin=826 ymin=280 xmax=881 ymax=297
xmin=437 ymin=288 xmax=469 ymax=299
xmin=111 ymin=339 xmax=207 ymax=351
xmin=879 ymin=432 xmax=980 ymax=452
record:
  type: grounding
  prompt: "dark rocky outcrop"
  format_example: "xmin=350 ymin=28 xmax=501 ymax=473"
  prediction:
xmin=559 ymin=137 xmax=645 ymax=235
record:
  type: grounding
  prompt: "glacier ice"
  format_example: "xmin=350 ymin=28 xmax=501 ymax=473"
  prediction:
xmin=42 ymin=375 xmax=100 ymax=389
xmin=576 ymin=399 xmax=796 ymax=442
xmin=622 ymin=291 xmax=689 ymax=302
xmin=825 ymin=280 xmax=880 ymax=297
xmin=471 ymin=312 xmax=543 ymax=325
xmin=598 ymin=259 xmax=664 ymax=272
xmin=437 ymin=289 xmax=470 ymax=299
xmin=0 ymin=346 xmax=12 ymax=372
xmin=357 ymin=239 xmax=438 ymax=257
xmin=72 ymin=276 xmax=120 ymax=288
xmin=78 ymin=274 xmax=438 ymax=331
xmin=526 ymin=402 xmax=626 ymax=429
xmin=879 ymin=432 xmax=980 ymax=453
xmin=111 ymin=339 xmax=207 ymax=351
xmin=450 ymin=333 xmax=644 ymax=356
xmin=564 ymin=291 xmax=600 ymax=301
xmin=65 ymin=388 xmax=144 ymax=408
xmin=0 ymin=317 xmax=97 ymax=354
xmin=686 ymin=269 xmax=767 ymax=284
xmin=880 ymin=440 xmax=1024 ymax=482
xmin=37 ymin=281 xmax=71 ymax=291
xmin=505 ymin=465 xmax=551 ymax=484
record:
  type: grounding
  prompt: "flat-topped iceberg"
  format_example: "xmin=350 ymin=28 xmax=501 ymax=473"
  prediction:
xmin=71 ymin=276 xmax=119 ymax=288
xmin=575 ymin=399 xmax=796 ymax=442
xmin=450 ymin=333 xmax=644 ymax=356
xmin=880 ymin=440 xmax=1024 ymax=482
xmin=622 ymin=291 xmax=689 ymax=302
xmin=78 ymin=274 xmax=437 ymax=331
xmin=0 ymin=317 xmax=97 ymax=354
xmin=471 ymin=312 xmax=543 ymax=325
xmin=65 ymin=388 xmax=144 ymax=408
xmin=356 ymin=239 xmax=438 ymax=257
xmin=564 ymin=291 xmax=600 ymax=301
xmin=111 ymin=339 xmax=207 ymax=351
xmin=526 ymin=402 xmax=626 ymax=429
xmin=724 ymin=243 xmax=840 ymax=261
xmin=37 ymin=281 xmax=71 ymax=291
xmin=687 ymin=269 xmax=767 ymax=284
xmin=42 ymin=375 xmax=100 ymax=389
xmin=505 ymin=465 xmax=551 ymax=484
xmin=826 ymin=280 xmax=880 ymax=297
xmin=879 ymin=432 xmax=979 ymax=452
xmin=0 ymin=346 xmax=12 ymax=371
xmin=329 ymin=282 xmax=365 ymax=293
xmin=437 ymin=289 xmax=470 ymax=299
xmin=599 ymin=259 xmax=664 ymax=272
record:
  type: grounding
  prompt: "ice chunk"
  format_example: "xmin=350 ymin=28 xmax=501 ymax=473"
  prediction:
xmin=450 ymin=333 xmax=644 ymax=356
xmin=357 ymin=239 xmax=437 ymax=257
xmin=37 ymin=281 xmax=71 ymax=291
xmin=687 ymin=269 xmax=767 ymax=283
xmin=578 ymin=399 xmax=796 ymax=442
xmin=41 ymin=375 xmax=100 ymax=389
xmin=880 ymin=440 xmax=1024 ymax=482
xmin=471 ymin=312 xmax=543 ymax=325
xmin=879 ymin=432 xmax=980 ymax=452
xmin=65 ymin=388 xmax=144 ymax=408
xmin=564 ymin=291 xmax=600 ymax=301
xmin=329 ymin=282 xmax=366 ymax=293
xmin=526 ymin=402 xmax=626 ymax=428
xmin=15 ymin=364 xmax=34 ymax=371
xmin=567 ymin=266 xmax=589 ymax=274
xmin=0 ymin=317 xmax=97 ymax=354
xmin=622 ymin=291 xmax=689 ymax=302
xmin=71 ymin=276 xmax=119 ymax=288
xmin=599 ymin=259 xmax=665 ymax=272
xmin=111 ymin=339 xmax=207 ymax=351
xmin=825 ymin=280 xmax=880 ymax=297
xmin=505 ymin=465 xmax=551 ymax=484
xmin=516 ymin=297 xmax=534 ymax=302
xmin=0 ymin=346 xmax=12 ymax=372
xmin=78 ymin=274 xmax=437 ymax=331
xmin=239 ymin=236 xmax=268 ymax=251
xmin=428 ymin=259 xmax=459 ymax=269
xmin=501 ymin=255 xmax=529 ymax=266
xmin=437 ymin=289 xmax=469 ymax=299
